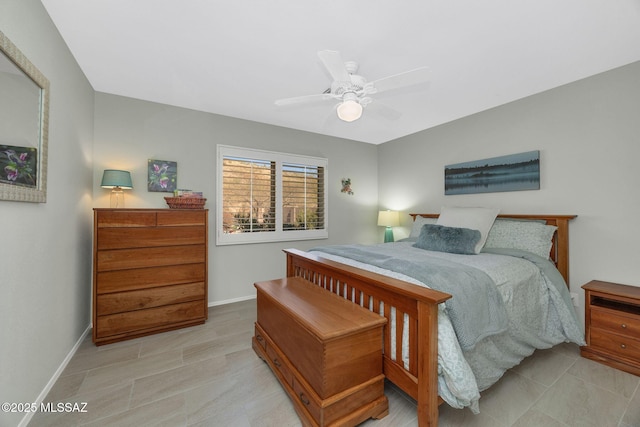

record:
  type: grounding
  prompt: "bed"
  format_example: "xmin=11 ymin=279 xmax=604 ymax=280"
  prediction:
xmin=283 ymin=211 xmax=584 ymax=427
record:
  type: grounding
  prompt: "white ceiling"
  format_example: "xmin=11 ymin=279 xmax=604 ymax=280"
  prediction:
xmin=41 ymin=0 xmax=640 ymax=145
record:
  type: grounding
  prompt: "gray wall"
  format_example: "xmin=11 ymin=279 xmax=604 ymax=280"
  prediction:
xmin=4 ymin=2 xmax=638 ymax=421
xmin=93 ymin=93 xmax=380 ymax=303
xmin=0 ymin=1 xmax=95 ymax=426
xmin=378 ymin=60 xmax=640 ymax=320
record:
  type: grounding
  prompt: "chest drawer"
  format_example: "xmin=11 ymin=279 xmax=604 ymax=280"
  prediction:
xmin=97 ymin=245 xmax=205 ymax=272
xmin=591 ymin=307 xmax=640 ymax=337
xmin=95 ymin=300 xmax=205 ymax=338
xmin=97 ymin=282 xmax=205 ymax=315
xmin=97 ymin=226 xmax=205 ymax=250
xmin=266 ymin=344 xmax=294 ymax=387
xmin=97 ymin=264 xmax=206 ymax=294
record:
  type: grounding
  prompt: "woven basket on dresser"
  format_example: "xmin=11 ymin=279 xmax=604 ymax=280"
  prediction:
xmin=164 ymin=197 xmax=207 ymax=209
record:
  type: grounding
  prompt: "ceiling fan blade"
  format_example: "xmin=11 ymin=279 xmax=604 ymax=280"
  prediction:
xmin=366 ymin=101 xmax=402 ymax=121
xmin=366 ymin=67 xmax=430 ymax=95
xmin=274 ymin=93 xmax=336 ymax=107
xmin=317 ymin=50 xmax=350 ymax=82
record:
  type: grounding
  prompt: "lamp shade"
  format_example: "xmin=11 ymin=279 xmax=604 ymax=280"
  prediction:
xmin=377 ymin=210 xmax=399 ymax=227
xmin=101 ymin=170 xmax=133 ymax=189
xmin=336 ymin=93 xmax=363 ymax=122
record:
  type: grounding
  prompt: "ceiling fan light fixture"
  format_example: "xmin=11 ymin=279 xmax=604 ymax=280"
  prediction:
xmin=337 ymin=94 xmax=362 ymax=122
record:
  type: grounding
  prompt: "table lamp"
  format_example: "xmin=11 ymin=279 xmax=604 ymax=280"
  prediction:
xmin=378 ymin=210 xmax=400 ymax=243
xmin=101 ymin=169 xmax=133 ymax=208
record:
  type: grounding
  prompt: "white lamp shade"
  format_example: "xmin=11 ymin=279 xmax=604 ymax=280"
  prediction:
xmin=377 ymin=210 xmax=400 ymax=227
xmin=101 ymin=170 xmax=133 ymax=189
xmin=337 ymin=99 xmax=363 ymax=122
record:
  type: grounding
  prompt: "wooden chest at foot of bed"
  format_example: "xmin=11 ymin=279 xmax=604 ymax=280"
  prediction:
xmin=253 ymin=277 xmax=388 ymax=427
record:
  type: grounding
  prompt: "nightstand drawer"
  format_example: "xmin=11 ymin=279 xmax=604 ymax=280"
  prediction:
xmin=591 ymin=307 xmax=640 ymax=337
xmin=590 ymin=328 xmax=640 ymax=361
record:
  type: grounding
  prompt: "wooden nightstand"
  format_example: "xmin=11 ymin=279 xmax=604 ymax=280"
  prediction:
xmin=581 ymin=280 xmax=640 ymax=376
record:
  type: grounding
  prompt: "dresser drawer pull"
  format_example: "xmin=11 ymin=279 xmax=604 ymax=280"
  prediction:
xmin=256 ymin=335 xmax=264 ymax=342
xmin=620 ymin=323 xmax=627 ymax=329
xmin=621 ymin=344 xmax=626 ymax=349
xmin=299 ymin=393 xmax=310 ymax=406
xmin=273 ymin=358 xmax=281 ymax=367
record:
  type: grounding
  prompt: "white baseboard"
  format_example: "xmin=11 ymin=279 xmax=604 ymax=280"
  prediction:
xmin=19 ymin=326 xmax=91 ymax=427
xmin=208 ymin=294 xmax=256 ymax=307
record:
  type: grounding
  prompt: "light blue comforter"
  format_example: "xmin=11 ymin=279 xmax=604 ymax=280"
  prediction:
xmin=311 ymin=244 xmax=508 ymax=351
xmin=308 ymin=242 xmax=585 ymax=413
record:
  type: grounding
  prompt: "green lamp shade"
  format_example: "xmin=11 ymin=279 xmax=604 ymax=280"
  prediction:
xmin=101 ymin=170 xmax=133 ymax=189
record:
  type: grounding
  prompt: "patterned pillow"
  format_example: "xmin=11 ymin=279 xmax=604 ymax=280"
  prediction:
xmin=484 ymin=219 xmax=557 ymax=258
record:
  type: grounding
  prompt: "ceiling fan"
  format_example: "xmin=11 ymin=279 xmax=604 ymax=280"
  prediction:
xmin=275 ymin=50 xmax=430 ymax=123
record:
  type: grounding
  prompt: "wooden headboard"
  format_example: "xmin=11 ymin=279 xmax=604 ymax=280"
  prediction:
xmin=409 ymin=213 xmax=577 ymax=286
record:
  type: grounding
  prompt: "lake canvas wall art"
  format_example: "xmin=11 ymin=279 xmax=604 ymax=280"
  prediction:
xmin=445 ymin=150 xmax=540 ymax=195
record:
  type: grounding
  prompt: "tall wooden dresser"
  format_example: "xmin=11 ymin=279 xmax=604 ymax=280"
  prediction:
xmin=92 ymin=208 xmax=208 ymax=345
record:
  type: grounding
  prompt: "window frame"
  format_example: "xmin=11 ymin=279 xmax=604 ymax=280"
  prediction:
xmin=216 ymin=145 xmax=328 ymax=245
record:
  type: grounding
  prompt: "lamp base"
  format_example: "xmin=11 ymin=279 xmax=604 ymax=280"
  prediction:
xmin=110 ymin=187 xmax=124 ymax=208
xmin=384 ymin=226 xmax=394 ymax=243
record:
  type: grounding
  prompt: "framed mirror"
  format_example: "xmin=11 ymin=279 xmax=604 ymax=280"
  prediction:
xmin=0 ymin=30 xmax=49 ymax=203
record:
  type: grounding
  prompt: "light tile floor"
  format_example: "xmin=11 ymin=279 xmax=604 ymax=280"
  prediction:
xmin=28 ymin=299 xmax=640 ymax=427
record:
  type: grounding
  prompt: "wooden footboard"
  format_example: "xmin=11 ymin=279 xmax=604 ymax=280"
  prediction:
xmin=285 ymin=248 xmax=451 ymax=427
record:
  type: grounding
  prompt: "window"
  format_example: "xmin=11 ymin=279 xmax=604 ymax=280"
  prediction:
xmin=217 ymin=145 xmax=328 ymax=245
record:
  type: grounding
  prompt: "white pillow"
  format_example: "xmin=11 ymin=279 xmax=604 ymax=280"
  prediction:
xmin=410 ymin=216 xmax=437 ymax=238
xmin=436 ymin=206 xmax=500 ymax=254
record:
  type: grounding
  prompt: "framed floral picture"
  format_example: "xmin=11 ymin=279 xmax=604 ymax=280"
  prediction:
xmin=147 ymin=159 xmax=177 ymax=193
xmin=0 ymin=145 xmax=38 ymax=188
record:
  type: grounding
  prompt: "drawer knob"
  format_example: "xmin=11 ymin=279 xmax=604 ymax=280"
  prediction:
xmin=257 ymin=335 xmax=264 ymax=342
xmin=273 ymin=358 xmax=281 ymax=367
xmin=621 ymin=324 xmax=627 ymax=329
xmin=621 ymin=344 xmax=626 ymax=349
xmin=299 ymin=393 xmax=310 ymax=406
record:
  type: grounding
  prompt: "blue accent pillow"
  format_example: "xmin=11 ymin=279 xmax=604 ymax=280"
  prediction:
xmin=413 ymin=224 xmax=481 ymax=255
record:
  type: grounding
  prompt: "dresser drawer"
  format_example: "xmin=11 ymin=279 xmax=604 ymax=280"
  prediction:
xmin=157 ymin=210 xmax=206 ymax=226
xmin=97 ymin=226 xmax=205 ymax=250
xmin=95 ymin=300 xmax=205 ymax=338
xmin=590 ymin=328 xmax=640 ymax=361
xmin=97 ymin=245 xmax=205 ymax=271
xmin=97 ymin=264 xmax=206 ymax=294
xmin=96 ymin=210 xmax=157 ymax=227
xmin=97 ymin=282 xmax=205 ymax=315
xmin=591 ymin=307 xmax=640 ymax=337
